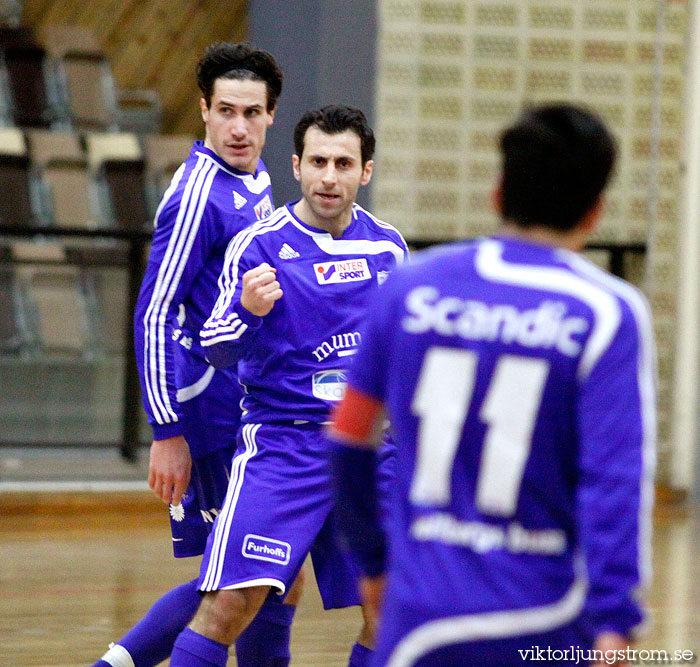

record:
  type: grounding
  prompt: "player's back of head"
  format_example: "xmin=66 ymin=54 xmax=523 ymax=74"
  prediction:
xmin=499 ymin=103 xmax=616 ymax=231
xmin=197 ymin=41 xmax=283 ymax=111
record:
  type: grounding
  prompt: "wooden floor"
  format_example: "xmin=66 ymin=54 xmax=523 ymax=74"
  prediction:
xmin=0 ymin=492 xmax=698 ymax=666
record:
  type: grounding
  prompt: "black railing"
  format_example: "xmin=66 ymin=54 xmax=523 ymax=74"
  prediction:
xmin=0 ymin=223 xmax=150 ymax=461
xmin=408 ymin=239 xmax=647 ymax=280
xmin=0 ymin=224 xmax=647 ymax=462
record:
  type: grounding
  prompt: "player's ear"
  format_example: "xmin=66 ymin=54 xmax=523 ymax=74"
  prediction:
xmin=267 ymin=105 xmax=276 ymax=126
xmin=360 ymin=160 xmax=373 ymax=186
xmin=580 ymin=196 xmax=603 ymax=235
xmin=200 ymin=98 xmax=209 ymax=123
xmin=292 ymin=154 xmax=301 ymax=182
xmin=491 ymin=178 xmax=504 ymax=216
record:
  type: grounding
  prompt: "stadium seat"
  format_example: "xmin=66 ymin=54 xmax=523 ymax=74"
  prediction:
xmin=37 ymin=25 xmax=119 ymax=131
xmin=85 ymin=131 xmax=151 ymax=230
xmin=27 ymin=129 xmax=98 ymax=228
xmin=142 ymin=133 xmax=195 ymax=211
xmin=66 ymin=244 xmax=130 ymax=355
xmin=12 ymin=241 xmax=92 ymax=357
xmin=38 ymin=24 xmax=161 ymax=133
xmin=0 ymin=127 xmax=42 ymax=227
xmin=0 ymin=26 xmax=58 ymax=128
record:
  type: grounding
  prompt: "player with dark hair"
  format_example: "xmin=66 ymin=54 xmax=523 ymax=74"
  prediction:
xmin=168 ymin=105 xmax=408 ymax=667
xmin=92 ymin=42 xmax=301 ymax=667
xmin=197 ymin=41 xmax=282 ymax=114
xmin=293 ymin=105 xmax=376 ymax=166
xmin=331 ymin=103 xmax=656 ymax=666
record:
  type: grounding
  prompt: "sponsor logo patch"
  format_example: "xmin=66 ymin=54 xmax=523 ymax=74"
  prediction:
xmin=242 ymin=534 xmax=291 ymax=565
xmin=312 ymin=369 xmax=347 ymax=401
xmin=314 ymin=258 xmax=371 ymax=284
xmin=254 ymin=194 xmax=273 ymax=220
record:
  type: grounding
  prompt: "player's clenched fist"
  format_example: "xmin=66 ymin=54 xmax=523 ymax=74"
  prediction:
xmin=241 ymin=262 xmax=283 ymax=316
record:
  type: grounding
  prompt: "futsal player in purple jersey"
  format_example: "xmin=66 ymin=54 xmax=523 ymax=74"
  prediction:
xmin=331 ymin=104 xmax=657 ymax=666
xmin=92 ymin=43 xmax=304 ymax=667
xmin=168 ymin=106 xmax=408 ymax=667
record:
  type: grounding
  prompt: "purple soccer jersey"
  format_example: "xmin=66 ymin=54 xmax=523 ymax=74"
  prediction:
xmin=134 ymin=141 xmax=274 ymax=457
xmin=200 ymin=201 xmax=408 ymax=421
xmin=196 ymin=202 xmax=408 ymax=605
xmin=344 ymin=237 xmax=656 ymax=664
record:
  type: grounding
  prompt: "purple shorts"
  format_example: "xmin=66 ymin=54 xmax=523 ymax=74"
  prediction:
xmin=197 ymin=422 xmax=363 ymax=609
xmin=168 ymin=366 xmax=241 ymax=557
xmin=169 ymin=446 xmax=236 ymax=558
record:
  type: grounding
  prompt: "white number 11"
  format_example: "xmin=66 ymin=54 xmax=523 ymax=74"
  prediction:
xmin=410 ymin=347 xmax=549 ymax=517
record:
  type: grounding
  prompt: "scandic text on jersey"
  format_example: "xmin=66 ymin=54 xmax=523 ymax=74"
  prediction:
xmin=402 ymin=286 xmax=589 ymax=356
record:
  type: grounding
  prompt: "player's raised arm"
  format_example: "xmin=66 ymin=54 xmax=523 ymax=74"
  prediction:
xmin=200 ymin=228 xmax=280 ymax=369
xmin=241 ymin=262 xmax=283 ymax=316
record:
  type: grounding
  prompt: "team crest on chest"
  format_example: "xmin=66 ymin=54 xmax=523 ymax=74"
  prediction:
xmin=314 ymin=258 xmax=371 ymax=284
xmin=254 ymin=194 xmax=273 ymax=220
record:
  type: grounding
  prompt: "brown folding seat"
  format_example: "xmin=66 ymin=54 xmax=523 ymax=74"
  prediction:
xmin=0 ymin=26 xmax=57 ymax=128
xmin=0 ymin=127 xmax=41 ymax=227
xmin=38 ymin=25 xmax=119 ymax=131
xmin=85 ymin=132 xmax=150 ymax=230
xmin=27 ymin=129 xmax=98 ymax=228
xmin=142 ymin=133 xmax=195 ymax=211
xmin=66 ymin=244 xmax=129 ymax=355
xmin=12 ymin=241 xmax=90 ymax=356
xmin=37 ymin=25 xmax=161 ymax=133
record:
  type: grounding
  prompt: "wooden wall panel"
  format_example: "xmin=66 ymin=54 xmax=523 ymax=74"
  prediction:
xmin=22 ymin=0 xmax=248 ymax=134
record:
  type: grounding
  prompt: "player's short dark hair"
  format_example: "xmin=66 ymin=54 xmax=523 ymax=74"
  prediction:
xmin=499 ymin=103 xmax=616 ymax=231
xmin=294 ymin=105 xmax=376 ymax=166
xmin=197 ymin=42 xmax=283 ymax=111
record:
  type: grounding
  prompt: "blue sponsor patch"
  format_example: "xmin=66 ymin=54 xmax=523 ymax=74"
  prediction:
xmin=312 ymin=369 xmax=347 ymax=401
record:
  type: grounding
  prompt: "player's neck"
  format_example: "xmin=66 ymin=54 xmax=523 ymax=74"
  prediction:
xmin=293 ymin=199 xmax=353 ymax=239
xmin=499 ymin=221 xmax=588 ymax=252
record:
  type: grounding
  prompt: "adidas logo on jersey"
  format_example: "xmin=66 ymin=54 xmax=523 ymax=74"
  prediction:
xmin=278 ymin=243 xmax=300 ymax=259
xmin=233 ymin=191 xmax=247 ymax=209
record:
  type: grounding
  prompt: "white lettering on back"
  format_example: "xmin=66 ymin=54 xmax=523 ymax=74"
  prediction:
xmin=402 ymin=286 xmax=588 ymax=356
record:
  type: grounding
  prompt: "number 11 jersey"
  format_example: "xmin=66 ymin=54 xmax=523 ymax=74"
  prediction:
xmin=347 ymin=235 xmax=656 ymax=640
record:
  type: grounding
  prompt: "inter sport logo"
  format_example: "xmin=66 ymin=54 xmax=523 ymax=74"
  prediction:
xmin=314 ymin=258 xmax=371 ymax=284
xmin=242 ymin=534 xmax=291 ymax=565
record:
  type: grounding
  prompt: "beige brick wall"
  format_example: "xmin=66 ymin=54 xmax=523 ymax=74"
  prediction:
xmin=373 ymin=0 xmax=689 ymax=480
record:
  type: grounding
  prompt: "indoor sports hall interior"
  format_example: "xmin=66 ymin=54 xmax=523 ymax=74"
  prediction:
xmin=1 ymin=1 xmax=698 ymax=664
